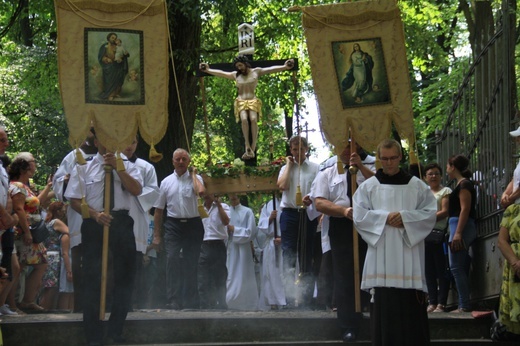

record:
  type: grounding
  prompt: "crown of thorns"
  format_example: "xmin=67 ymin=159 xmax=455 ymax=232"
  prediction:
xmin=233 ymin=55 xmax=250 ymax=65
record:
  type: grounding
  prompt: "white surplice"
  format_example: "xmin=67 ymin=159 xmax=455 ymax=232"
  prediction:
xmin=257 ymin=198 xmax=286 ymax=309
xmin=226 ymin=204 xmax=259 ymax=310
xmin=353 ymin=175 xmax=437 ymax=292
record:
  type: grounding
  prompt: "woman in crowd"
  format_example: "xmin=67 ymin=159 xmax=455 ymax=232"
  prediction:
xmin=9 ymin=152 xmax=49 ymax=311
xmin=446 ymin=154 xmax=477 ymax=312
xmin=39 ymin=201 xmax=72 ymax=310
xmin=495 ymin=204 xmax=520 ymax=339
xmin=424 ymin=163 xmax=451 ymax=313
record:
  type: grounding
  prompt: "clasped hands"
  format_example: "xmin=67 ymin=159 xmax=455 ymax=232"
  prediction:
xmin=386 ymin=212 xmax=404 ymax=228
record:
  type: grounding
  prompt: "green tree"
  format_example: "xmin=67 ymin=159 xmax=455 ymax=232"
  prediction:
xmin=0 ymin=0 xmax=516 ymax=184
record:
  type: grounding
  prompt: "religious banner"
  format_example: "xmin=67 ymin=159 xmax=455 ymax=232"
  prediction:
xmin=54 ymin=0 xmax=168 ymax=159
xmin=293 ymin=1 xmax=416 ymax=157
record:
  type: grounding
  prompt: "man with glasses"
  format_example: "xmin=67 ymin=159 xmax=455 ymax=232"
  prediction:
xmin=353 ymin=139 xmax=437 ymax=345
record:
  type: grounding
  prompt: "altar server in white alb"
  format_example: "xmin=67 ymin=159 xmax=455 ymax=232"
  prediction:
xmin=226 ymin=193 xmax=258 ymax=310
xmin=353 ymin=139 xmax=437 ymax=346
xmin=257 ymin=195 xmax=285 ymax=310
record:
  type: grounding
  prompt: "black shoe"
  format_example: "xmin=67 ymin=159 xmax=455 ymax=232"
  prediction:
xmin=342 ymin=330 xmax=357 ymax=343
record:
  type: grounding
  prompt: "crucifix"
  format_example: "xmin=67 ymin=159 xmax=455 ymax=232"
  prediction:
xmin=198 ymin=23 xmax=298 ymax=164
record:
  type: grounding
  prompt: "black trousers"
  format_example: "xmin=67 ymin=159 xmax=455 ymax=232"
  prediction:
xmin=81 ymin=214 xmax=136 ymax=344
xmin=197 ymin=240 xmax=228 ymax=309
xmin=371 ymin=287 xmax=430 ymax=346
xmin=317 ymin=250 xmax=334 ymax=309
xmin=164 ymin=217 xmax=204 ymax=309
xmin=71 ymin=244 xmax=83 ymax=312
xmin=329 ymin=217 xmax=368 ymax=332
xmin=1 ymin=229 xmax=14 ymax=279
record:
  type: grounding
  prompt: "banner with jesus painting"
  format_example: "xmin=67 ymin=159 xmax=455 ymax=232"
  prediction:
xmin=54 ymin=0 xmax=168 ymax=156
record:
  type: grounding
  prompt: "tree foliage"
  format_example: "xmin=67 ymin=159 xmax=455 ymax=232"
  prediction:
xmin=0 ymin=0 xmax=517 ymax=190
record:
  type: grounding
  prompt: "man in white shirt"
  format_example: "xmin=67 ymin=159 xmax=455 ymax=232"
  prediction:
xmin=0 ymin=127 xmax=18 ymax=316
xmin=353 ymin=139 xmax=437 ymax=345
xmin=66 ymin=136 xmax=142 ymax=346
xmin=122 ymin=135 xmax=160 ymax=309
xmin=277 ymin=136 xmax=319 ymax=308
xmin=52 ymin=127 xmax=97 ymax=313
xmin=312 ymin=142 xmax=375 ymax=342
xmin=198 ymin=194 xmax=230 ymax=309
xmin=153 ymin=149 xmax=205 ymax=310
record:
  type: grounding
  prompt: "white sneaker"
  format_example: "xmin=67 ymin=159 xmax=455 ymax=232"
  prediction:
xmin=0 ymin=304 xmax=18 ymax=315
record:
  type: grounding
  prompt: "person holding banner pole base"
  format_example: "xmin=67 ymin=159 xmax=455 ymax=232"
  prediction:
xmin=312 ymin=140 xmax=374 ymax=342
xmin=66 ymin=137 xmax=142 ymax=346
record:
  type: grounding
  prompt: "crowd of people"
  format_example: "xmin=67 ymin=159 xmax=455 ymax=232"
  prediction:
xmin=1 ymin=125 xmax=520 ymax=345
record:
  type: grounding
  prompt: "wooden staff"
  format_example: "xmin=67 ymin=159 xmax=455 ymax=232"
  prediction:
xmin=272 ymin=192 xmax=280 ymax=267
xmin=200 ymin=76 xmax=212 ymax=166
xmin=349 ymin=130 xmax=361 ymax=313
xmin=100 ymin=165 xmax=112 ymax=320
xmin=269 ymin=140 xmax=280 ymax=267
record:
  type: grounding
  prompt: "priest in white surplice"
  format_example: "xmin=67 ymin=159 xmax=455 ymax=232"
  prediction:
xmin=353 ymin=139 xmax=437 ymax=346
xmin=226 ymin=194 xmax=259 ymax=310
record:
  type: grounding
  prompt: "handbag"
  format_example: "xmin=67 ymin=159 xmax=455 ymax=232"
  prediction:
xmin=425 ymin=227 xmax=446 ymax=244
xmin=29 ymin=220 xmax=49 ymax=244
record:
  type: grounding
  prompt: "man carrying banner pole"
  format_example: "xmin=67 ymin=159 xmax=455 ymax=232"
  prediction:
xmin=312 ymin=134 xmax=374 ymax=342
xmin=66 ymin=137 xmax=142 ymax=346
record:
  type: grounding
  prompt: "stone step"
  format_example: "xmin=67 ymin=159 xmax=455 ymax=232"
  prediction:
xmin=0 ymin=309 xmax=497 ymax=345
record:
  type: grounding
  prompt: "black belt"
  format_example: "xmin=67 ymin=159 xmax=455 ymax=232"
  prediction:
xmin=203 ymin=239 xmax=225 ymax=244
xmin=283 ymin=208 xmax=300 ymax=212
xmin=168 ymin=217 xmax=199 ymax=223
xmin=330 ymin=216 xmax=347 ymax=221
xmin=110 ymin=210 xmax=129 ymax=216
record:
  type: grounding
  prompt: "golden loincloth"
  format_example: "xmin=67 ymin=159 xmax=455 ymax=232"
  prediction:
xmin=234 ymin=98 xmax=262 ymax=123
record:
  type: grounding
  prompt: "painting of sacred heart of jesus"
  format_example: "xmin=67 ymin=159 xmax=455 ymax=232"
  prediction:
xmin=84 ymin=28 xmax=145 ymax=105
xmin=332 ymin=38 xmax=391 ymax=109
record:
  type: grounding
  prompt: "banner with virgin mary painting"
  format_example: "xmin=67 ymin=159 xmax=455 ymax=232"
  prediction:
xmin=294 ymin=1 xmax=416 ymax=156
xmin=54 ymin=0 xmax=168 ymax=156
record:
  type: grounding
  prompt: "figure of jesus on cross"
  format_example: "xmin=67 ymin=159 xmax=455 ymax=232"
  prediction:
xmin=199 ymin=55 xmax=294 ymax=160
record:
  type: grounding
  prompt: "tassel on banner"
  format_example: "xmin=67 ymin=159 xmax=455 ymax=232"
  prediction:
xmin=149 ymin=143 xmax=163 ymax=163
xmin=198 ymin=198 xmax=209 ymax=219
xmin=116 ymin=152 xmax=125 ymax=172
xmin=337 ymin=155 xmax=345 ymax=174
xmin=81 ymin=197 xmax=90 ymax=219
xmin=76 ymin=148 xmax=87 ymax=165
xmin=295 ymin=185 xmax=303 ymax=207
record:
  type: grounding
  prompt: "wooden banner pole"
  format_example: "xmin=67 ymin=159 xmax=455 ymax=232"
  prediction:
xmin=99 ymin=165 xmax=112 ymax=320
xmin=349 ymin=129 xmax=361 ymax=313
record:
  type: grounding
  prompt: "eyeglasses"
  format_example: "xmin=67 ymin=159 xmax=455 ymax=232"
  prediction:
xmin=380 ymin=156 xmax=400 ymax=162
xmin=426 ymin=173 xmax=441 ymax=177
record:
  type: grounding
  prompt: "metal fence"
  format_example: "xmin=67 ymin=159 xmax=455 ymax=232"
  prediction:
xmin=435 ymin=0 xmax=516 ymax=238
